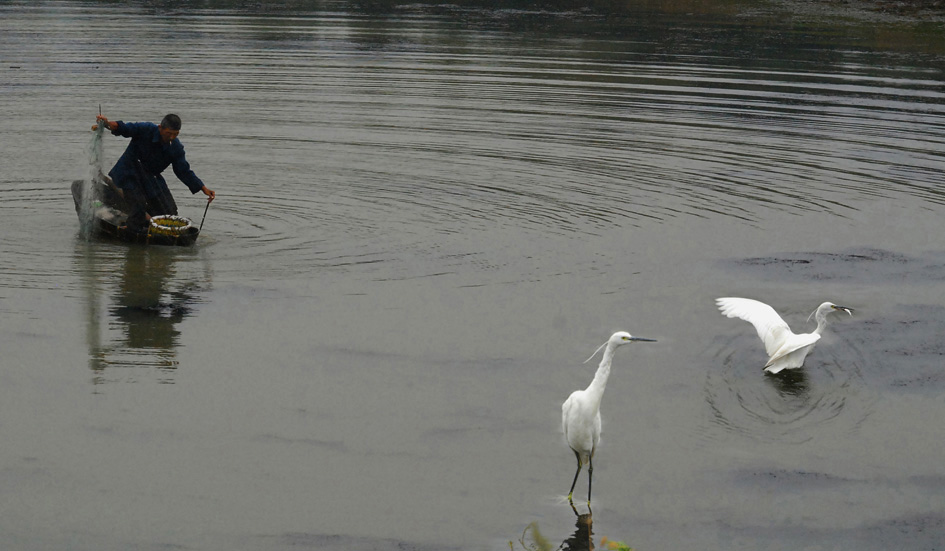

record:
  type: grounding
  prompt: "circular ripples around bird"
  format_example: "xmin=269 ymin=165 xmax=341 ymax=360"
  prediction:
xmin=703 ymin=332 xmax=873 ymax=444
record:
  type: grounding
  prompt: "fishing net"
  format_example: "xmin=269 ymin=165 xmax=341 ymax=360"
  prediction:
xmin=79 ymin=121 xmax=107 ymax=238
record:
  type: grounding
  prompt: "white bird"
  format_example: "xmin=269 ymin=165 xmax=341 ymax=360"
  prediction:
xmin=562 ymin=331 xmax=656 ymax=505
xmin=716 ymin=297 xmax=854 ymax=374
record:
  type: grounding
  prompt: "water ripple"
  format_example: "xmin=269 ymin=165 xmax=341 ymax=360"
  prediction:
xmin=703 ymin=331 xmax=873 ymax=444
xmin=1 ymin=5 xmax=943 ymax=285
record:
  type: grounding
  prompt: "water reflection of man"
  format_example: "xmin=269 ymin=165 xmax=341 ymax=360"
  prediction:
xmin=83 ymin=244 xmax=195 ymax=384
xmin=115 ymin=246 xmax=186 ymax=355
xmin=95 ymin=113 xmax=215 ymax=231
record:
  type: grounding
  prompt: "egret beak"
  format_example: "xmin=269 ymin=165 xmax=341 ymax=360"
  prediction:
xmin=832 ymin=305 xmax=854 ymax=316
xmin=630 ymin=337 xmax=657 ymax=342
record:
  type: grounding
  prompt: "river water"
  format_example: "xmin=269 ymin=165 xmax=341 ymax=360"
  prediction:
xmin=1 ymin=1 xmax=944 ymax=550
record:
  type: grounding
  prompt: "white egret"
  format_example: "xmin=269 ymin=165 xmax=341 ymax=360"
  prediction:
xmin=562 ymin=331 xmax=656 ymax=505
xmin=716 ymin=297 xmax=854 ymax=374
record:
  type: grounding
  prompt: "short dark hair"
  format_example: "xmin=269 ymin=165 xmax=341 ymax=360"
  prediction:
xmin=160 ymin=114 xmax=182 ymax=131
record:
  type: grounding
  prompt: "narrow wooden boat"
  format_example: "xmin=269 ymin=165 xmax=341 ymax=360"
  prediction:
xmin=71 ymin=179 xmax=200 ymax=246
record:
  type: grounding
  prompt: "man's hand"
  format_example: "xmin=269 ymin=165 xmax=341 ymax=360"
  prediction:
xmin=94 ymin=115 xmax=117 ymax=132
xmin=201 ymin=186 xmax=216 ymax=203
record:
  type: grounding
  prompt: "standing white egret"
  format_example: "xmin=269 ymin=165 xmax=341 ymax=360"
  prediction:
xmin=716 ymin=297 xmax=854 ymax=374
xmin=562 ymin=331 xmax=656 ymax=505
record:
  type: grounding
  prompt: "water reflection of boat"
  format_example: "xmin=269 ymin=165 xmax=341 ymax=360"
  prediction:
xmin=71 ymin=178 xmax=200 ymax=246
xmin=79 ymin=240 xmax=207 ymax=384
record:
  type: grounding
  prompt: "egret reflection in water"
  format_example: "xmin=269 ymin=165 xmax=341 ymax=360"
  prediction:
xmin=767 ymin=366 xmax=810 ymax=398
xmin=514 ymin=507 xmax=596 ymax=551
xmin=560 ymin=508 xmax=595 ymax=551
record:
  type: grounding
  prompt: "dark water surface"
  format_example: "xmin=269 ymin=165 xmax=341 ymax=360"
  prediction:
xmin=1 ymin=1 xmax=944 ymax=550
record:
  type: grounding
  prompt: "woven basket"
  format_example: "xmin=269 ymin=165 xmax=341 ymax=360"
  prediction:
xmin=150 ymin=215 xmax=194 ymax=236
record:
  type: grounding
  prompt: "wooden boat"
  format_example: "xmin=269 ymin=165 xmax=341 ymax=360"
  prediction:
xmin=71 ymin=179 xmax=200 ymax=246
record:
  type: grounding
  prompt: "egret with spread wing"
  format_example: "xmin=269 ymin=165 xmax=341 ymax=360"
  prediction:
xmin=562 ymin=331 xmax=656 ymax=505
xmin=716 ymin=297 xmax=853 ymax=374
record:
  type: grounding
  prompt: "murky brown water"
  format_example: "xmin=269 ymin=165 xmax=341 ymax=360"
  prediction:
xmin=1 ymin=1 xmax=944 ymax=550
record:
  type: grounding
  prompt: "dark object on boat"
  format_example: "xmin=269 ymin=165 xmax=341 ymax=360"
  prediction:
xmin=71 ymin=178 xmax=200 ymax=246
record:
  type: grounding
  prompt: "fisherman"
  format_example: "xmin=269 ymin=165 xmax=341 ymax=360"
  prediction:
xmin=95 ymin=113 xmax=215 ymax=231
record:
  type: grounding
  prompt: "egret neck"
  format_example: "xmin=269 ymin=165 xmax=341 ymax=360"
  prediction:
xmin=585 ymin=344 xmax=617 ymax=410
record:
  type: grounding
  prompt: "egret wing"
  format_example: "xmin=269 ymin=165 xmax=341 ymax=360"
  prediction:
xmin=562 ymin=392 xmax=576 ymax=440
xmin=716 ymin=297 xmax=792 ymax=357
xmin=766 ymin=332 xmax=821 ymax=367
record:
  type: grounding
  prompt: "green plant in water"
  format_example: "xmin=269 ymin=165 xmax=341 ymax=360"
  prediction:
xmin=600 ymin=536 xmax=633 ymax=551
xmin=510 ymin=522 xmax=553 ymax=551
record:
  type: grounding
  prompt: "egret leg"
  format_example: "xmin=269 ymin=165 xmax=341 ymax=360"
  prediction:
xmin=567 ymin=450 xmax=583 ymax=503
xmin=587 ymin=455 xmax=594 ymax=505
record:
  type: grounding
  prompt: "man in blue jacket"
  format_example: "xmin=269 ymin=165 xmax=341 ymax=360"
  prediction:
xmin=96 ymin=113 xmax=215 ymax=230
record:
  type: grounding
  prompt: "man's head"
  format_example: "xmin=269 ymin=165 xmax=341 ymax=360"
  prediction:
xmin=159 ymin=114 xmax=182 ymax=143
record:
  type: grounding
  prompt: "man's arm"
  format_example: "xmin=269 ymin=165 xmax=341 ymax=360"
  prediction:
xmin=95 ymin=115 xmax=153 ymax=138
xmin=170 ymin=145 xmax=214 ymax=201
